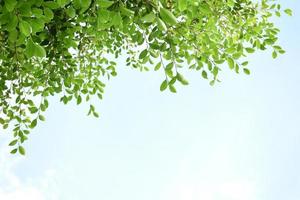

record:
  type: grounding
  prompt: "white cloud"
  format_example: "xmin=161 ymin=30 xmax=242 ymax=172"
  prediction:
xmin=0 ymin=141 xmax=58 ymax=200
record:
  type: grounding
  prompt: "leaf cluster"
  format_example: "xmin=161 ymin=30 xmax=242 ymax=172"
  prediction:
xmin=0 ymin=0 xmax=290 ymax=154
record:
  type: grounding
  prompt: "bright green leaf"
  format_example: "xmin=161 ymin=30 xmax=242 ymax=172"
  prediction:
xmin=19 ymin=20 xmax=32 ymax=36
xmin=141 ymin=12 xmax=156 ymax=23
xmin=159 ymin=8 xmax=177 ymax=25
xmin=284 ymin=9 xmax=292 ymax=16
xmin=160 ymin=80 xmax=168 ymax=91
xmin=178 ymin=0 xmax=188 ymax=12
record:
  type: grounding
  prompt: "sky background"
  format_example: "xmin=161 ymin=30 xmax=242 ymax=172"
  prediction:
xmin=0 ymin=1 xmax=300 ymax=200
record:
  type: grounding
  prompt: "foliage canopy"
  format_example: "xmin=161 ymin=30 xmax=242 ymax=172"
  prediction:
xmin=0 ymin=0 xmax=291 ymax=155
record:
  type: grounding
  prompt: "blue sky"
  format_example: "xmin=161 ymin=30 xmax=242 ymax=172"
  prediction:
xmin=1 ymin=1 xmax=300 ymax=200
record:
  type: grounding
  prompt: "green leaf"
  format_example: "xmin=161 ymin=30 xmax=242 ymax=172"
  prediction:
xmin=28 ymin=107 xmax=38 ymax=114
xmin=284 ymin=9 xmax=292 ymax=16
xmin=245 ymin=48 xmax=255 ymax=53
xmin=178 ymin=0 xmax=188 ymax=12
xmin=243 ymin=68 xmax=250 ymax=75
xmin=93 ymin=111 xmax=99 ymax=118
xmin=278 ymin=49 xmax=286 ymax=54
xmin=141 ymin=12 xmax=156 ymax=23
xmin=160 ymin=80 xmax=168 ymax=91
xmin=66 ymin=6 xmax=76 ymax=18
xmin=18 ymin=4 xmax=32 ymax=17
xmin=0 ymin=118 xmax=5 ymax=124
xmin=241 ymin=61 xmax=249 ymax=66
xmin=9 ymin=139 xmax=18 ymax=146
xmin=73 ymin=0 xmax=91 ymax=9
xmin=227 ymin=0 xmax=235 ymax=7
xmin=176 ymin=73 xmax=189 ymax=85
xmin=43 ymin=1 xmax=59 ymax=9
xmin=169 ymin=77 xmax=176 ymax=85
xmin=202 ymin=70 xmax=208 ymax=79
xmin=44 ymin=8 xmax=54 ymax=21
xmin=57 ymin=0 xmax=68 ymax=7
xmin=77 ymin=95 xmax=82 ymax=105
xmin=120 ymin=6 xmax=134 ymax=17
xmin=32 ymin=8 xmax=44 ymax=18
xmin=199 ymin=2 xmax=211 ymax=14
xmin=18 ymin=146 xmax=25 ymax=155
xmin=30 ymin=19 xmax=45 ymax=33
xmin=39 ymin=115 xmax=45 ymax=121
xmin=227 ymin=57 xmax=235 ymax=70
xmin=156 ymin=17 xmax=167 ymax=32
xmin=29 ymin=119 xmax=37 ymax=129
xmin=3 ymin=124 xmax=9 ymax=129
xmin=159 ymin=8 xmax=177 ymax=25
xmin=25 ymin=39 xmax=46 ymax=58
xmin=19 ymin=20 xmax=32 ymax=36
xmin=154 ymin=62 xmax=162 ymax=71
xmin=83 ymin=0 xmax=92 ymax=7
xmin=10 ymin=148 xmax=18 ymax=154
xmin=111 ymin=12 xmax=122 ymax=27
xmin=272 ymin=51 xmax=278 ymax=59
xmin=139 ymin=49 xmax=148 ymax=59
xmin=169 ymin=84 xmax=177 ymax=93
xmin=98 ymin=0 xmax=114 ymax=8
xmin=4 ymin=0 xmax=17 ymax=12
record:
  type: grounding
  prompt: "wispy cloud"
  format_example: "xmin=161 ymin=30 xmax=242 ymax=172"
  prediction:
xmin=0 ymin=141 xmax=58 ymax=200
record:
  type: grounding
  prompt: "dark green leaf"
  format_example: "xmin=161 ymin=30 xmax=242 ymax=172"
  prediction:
xmin=243 ymin=68 xmax=251 ymax=75
xmin=18 ymin=146 xmax=25 ymax=155
xmin=139 ymin=49 xmax=148 ymax=59
xmin=160 ymin=80 xmax=168 ymax=91
xmin=29 ymin=119 xmax=37 ymax=129
xmin=10 ymin=148 xmax=18 ymax=154
xmin=9 ymin=139 xmax=18 ymax=146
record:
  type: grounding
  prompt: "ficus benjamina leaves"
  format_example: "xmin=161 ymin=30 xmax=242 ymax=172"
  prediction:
xmin=0 ymin=0 xmax=291 ymax=155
